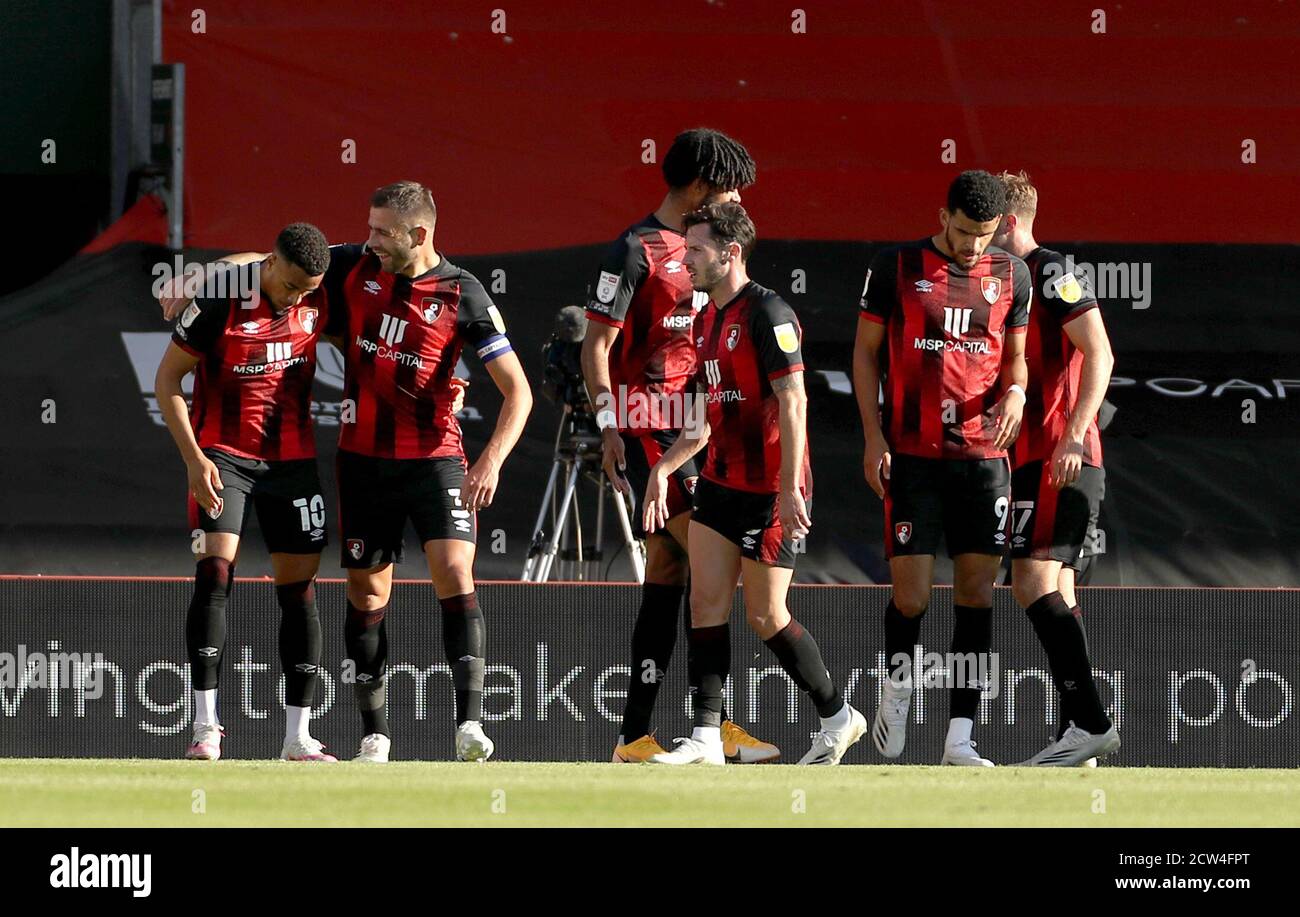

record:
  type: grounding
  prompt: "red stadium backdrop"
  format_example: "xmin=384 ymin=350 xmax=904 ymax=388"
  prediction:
xmin=161 ymin=0 xmax=1300 ymax=251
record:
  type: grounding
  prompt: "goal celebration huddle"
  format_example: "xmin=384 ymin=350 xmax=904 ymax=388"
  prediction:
xmin=156 ymin=129 xmax=1117 ymax=769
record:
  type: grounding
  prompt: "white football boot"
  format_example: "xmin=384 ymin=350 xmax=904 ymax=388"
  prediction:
xmin=799 ymin=704 xmax=867 ymax=765
xmin=941 ymin=738 xmax=995 ymax=767
xmin=1018 ymin=724 xmax=1120 ymax=767
xmin=185 ymin=722 xmax=223 ymax=761
xmin=646 ymin=734 xmax=726 ymax=766
xmin=455 ymin=720 xmax=495 ymax=762
xmin=872 ymin=677 xmax=912 ymax=758
xmin=280 ymin=736 xmax=338 ymax=762
xmin=355 ymin=733 xmax=391 ymax=763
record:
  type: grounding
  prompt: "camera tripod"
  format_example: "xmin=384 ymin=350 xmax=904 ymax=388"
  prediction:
xmin=520 ymin=406 xmax=646 ymax=583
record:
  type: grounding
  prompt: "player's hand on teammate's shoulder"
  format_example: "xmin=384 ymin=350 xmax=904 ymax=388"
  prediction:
xmin=186 ymin=453 xmax=225 ymax=517
xmin=779 ymin=488 xmax=812 ymax=541
xmin=601 ymin=428 xmax=629 ymax=494
xmin=463 ymin=453 xmax=501 ymax=512
xmin=863 ymin=432 xmax=892 ymax=499
xmin=992 ymin=387 xmax=1026 ymax=451
xmin=642 ymin=466 xmax=670 ymax=534
xmin=1050 ymin=436 xmax=1085 ymax=490
xmin=159 ymin=266 xmax=201 ymax=321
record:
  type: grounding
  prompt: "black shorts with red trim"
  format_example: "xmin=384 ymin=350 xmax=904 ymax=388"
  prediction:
xmin=1010 ymin=461 xmax=1105 ymax=567
xmin=187 ymin=447 xmax=328 ymax=555
xmin=691 ymin=477 xmax=806 ymax=569
xmin=884 ymin=454 xmax=1010 ymax=559
xmin=336 ymin=449 xmax=476 ymax=569
xmin=621 ymin=428 xmax=698 ymax=539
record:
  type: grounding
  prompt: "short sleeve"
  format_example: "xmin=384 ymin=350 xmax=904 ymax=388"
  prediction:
xmin=455 ymin=270 xmax=514 ymax=364
xmin=1037 ymin=252 xmax=1099 ymax=325
xmin=322 ymin=243 xmax=366 ymax=335
xmin=859 ymin=247 xmax=898 ymax=325
xmin=171 ymin=280 xmax=234 ymax=356
xmin=585 ymin=230 xmax=650 ymax=328
xmin=750 ymin=293 xmax=805 ymax=381
xmin=1005 ymin=255 xmax=1033 ymax=331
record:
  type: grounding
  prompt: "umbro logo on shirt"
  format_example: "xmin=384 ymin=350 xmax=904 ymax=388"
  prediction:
xmin=364 ymin=280 xmax=382 ymax=294
xmin=914 ymin=280 xmax=935 ymax=293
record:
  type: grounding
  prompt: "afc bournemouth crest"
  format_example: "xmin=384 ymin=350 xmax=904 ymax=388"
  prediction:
xmin=894 ymin=522 xmax=912 ymax=545
xmin=725 ymin=324 xmax=742 ymax=351
xmin=980 ymin=276 xmax=1002 ymax=304
xmin=299 ymin=307 xmax=318 ymax=334
xmin=421 ymin=297 xmax=444 ymax=323
xmin=346 ymin=539 xmax=365 ymax=561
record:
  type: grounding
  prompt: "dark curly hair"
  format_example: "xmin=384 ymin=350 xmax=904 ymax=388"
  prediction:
xmin=682 ymin=201 xmax=757 ymax=261
xmin=275 ymin=222 xmax=330 ymax=276
xmin=946 ymin=170 xmax=1007 ymax=223
xmin=662 ymin=128 xmax=757 ymax=192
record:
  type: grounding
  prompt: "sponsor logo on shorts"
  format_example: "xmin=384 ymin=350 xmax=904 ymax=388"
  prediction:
xmin=895 ymin=522 xmax=912 ymax=545
xmin=346 ymin=539 xmax=365 ymax=561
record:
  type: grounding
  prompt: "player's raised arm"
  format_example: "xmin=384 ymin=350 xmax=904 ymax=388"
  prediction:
xmin=158 ymin=251 xmax=268 ymax=320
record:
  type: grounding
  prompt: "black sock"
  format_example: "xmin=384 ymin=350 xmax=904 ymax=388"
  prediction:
xmin=441 ymin=591 xmax=486 ymax=725
xmin=949 ymin=605 xmax=992 ymax=721
xmin=277 ymin=579 xmax=322 ymax=707
xmin=1027 ymin=592 xmax=1110 ymax=734
xmin=765 ymin=619 xmax=844 ymax=719
xmin=884 ymin=599 xmax=924 ymax=683
xmin=682 ymin=590 xmax=730 ymax=723
xmin=620 ymin=582 xmax=685 ymax=740
xmin=345 ymin=600 xmax=389 ymax=737
xmin=186 ymin=557 xmax=233 ymax=691
xmin=687 ymin=623 xmax=729 ymax=729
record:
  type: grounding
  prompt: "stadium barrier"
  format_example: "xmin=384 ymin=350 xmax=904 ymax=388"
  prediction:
xmin=2 ymin=578 xmax=1296 ymax=767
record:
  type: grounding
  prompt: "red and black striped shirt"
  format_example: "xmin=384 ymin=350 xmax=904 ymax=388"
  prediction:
xmin=694 ymin=281 xmax=811 ymax=495
xmin=1012 ymin=246 xmax=1103 ymax=469
xmin=172 ymin=263 xmax=324 ymax=461
xmin=585 ymin=215 xmax=703 ymax=433
xmin=323 ymin=245 xmax=512 ymax=460
xmin=860 ymin=238 xmax=1032 ymax=460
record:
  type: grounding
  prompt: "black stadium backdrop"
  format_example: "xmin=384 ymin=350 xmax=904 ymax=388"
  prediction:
xmin=2 ymin=579 xmax=1296 ymax=767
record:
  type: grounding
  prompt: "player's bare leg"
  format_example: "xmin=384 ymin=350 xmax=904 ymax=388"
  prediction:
xmin=740 ymin=559 xmax=864 ymax=765
xmin=647 ymin=521 xmax=738 ymax=765
xmin=1012 ymin=558 xmax=1117 ymax=766
xmin=943 ymin=553 xmax=1001 ymax=766
xmin=425 ymin=538 xmax=493 ymax=762
xmin=873 ymin=554 xmax=933 ymax=758
xmin=185 ymin=533 xmax=240 ymax=760
xmin=346 ymin=563 xmax=394 ymax=762
xmin=270 ymin=552 xmax=335 ymax=762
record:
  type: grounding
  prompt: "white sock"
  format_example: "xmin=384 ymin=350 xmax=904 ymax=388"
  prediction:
xmin=286 ymin=705 xmax=311 ymax=742
xmin=822 ymin=703 xmax=852 ymax=731
xmin=194 ymin=689 xmax=217 ymax=727
xmin=692 ymin=725 xmax=722 ymax=745
xmin=946 ymin=717 xmax=974 ymax=747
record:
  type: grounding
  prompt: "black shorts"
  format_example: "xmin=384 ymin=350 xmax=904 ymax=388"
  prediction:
xmin=187 ymin=448 xmax=328 ymax=555
xmin=1010 ymin=461 xmax=1105 ymax=568
xmin=336 ymin=450 xmax=476 ymax=569
xmin=883 ymin=454 xmax=1010 ymax=559
xmin=621 ymin=428 xmax=699 ymax=539
xmin=691 ymin=477 xmax=806 ymax=569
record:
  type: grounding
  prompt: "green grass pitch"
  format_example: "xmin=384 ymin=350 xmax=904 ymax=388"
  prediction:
xmin=2 ymin=760 xmax=1298 ymax=827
